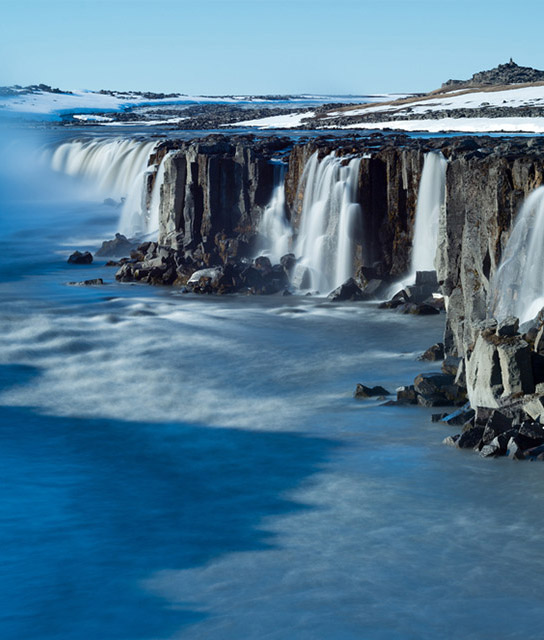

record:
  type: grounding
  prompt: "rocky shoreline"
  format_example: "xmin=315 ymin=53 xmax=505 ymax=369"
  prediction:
xmin=67 ymin=131 xmax=544 ymax=462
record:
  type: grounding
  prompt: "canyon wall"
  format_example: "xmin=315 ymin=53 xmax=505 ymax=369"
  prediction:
xmin=149 ymin=133 xmax=544 ymax=358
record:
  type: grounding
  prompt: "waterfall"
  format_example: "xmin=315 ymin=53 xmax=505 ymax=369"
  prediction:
xmin=490 ymin=186 xmax=544 ymax=324
xmin=256 ymin=164 xmax=292 ymax=264
xmin=48 ymin=138 xmax=160 ymax=237
xmin=294 ymin=152 xmax=362 ymax=292
xmin=411 ymin=151 xmax=447 ymax=273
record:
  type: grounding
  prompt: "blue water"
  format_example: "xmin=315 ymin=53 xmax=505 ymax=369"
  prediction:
xmin=2 ymin=126 xmax=544 ymax=640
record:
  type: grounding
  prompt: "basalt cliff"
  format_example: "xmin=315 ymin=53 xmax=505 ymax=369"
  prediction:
xmin=106 ymin=132 xmax=544 ymax=457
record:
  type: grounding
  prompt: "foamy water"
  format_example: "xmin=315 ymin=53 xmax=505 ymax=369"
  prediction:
xmin=2 ymin=127 xmax=544 ymax=640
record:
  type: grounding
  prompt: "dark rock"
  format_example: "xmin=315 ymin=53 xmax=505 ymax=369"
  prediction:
xmin=95 ymin=233 xmax=135 ymax=257
xmin=496 ymin=316 xmax=520 ymax=337
xmin=397 ymin=303 xmax=440 ymax=315
xmin=360 ymin=279 xmax=387 ymax=299
xmin=481 ymin=410 xmax=513 ymax=444
xmin=68 ymin=250 xmax=93 ymax=265
xmin=414 ymin=372 xmax=456 ymax=397
xmin=396 ymin=385 xmax=417 ymax=404
xmin=280 ymin=253 xmax=297 ymax=274
xmin=354 ymin=383 xmax=391 ymax=398
xmin=415 ymin=270 xmax=438 ymax=287
xmin=432 ymin=412 xmax=449 ymax=422
xmin=443 ymin=434 xmax=460 ymax=447
xmin=328 ymin=278 xmax=363 ymax=302
xmin=457 ymin=425 xmax=484 ymax=449
xmin=419 ymin=343 xmax=445 ymax=361
xmin=254 ymin=256 xmax=272 ymax=273
xmin=67 ymin=278 xmax=104 ymax=286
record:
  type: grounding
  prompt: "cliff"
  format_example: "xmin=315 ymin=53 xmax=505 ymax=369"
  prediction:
xmin=125 ymin=133 xmax=544 ymax=357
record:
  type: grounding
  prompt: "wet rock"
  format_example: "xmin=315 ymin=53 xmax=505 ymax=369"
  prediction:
xmin=328 ymin=278 xmax=364 ymax=302
xmin=68 ymin=250 xmax=93 ymax=264
xmin=254 ymin=256 xmax=273 ymax=273
xmin=481 ymin=410 xmax=513 ymax=444
xmin=67 ymin=278 xmax=104 ymax=286
xmin=496 ymin=339 xmax=534 ymax=397
xmin=354 ymin=383 xmax=391 ymax=398
xmin=496 ymin=316 xmax=520 ymax=337
xmin=439 ymin=403 xmax=475 ymax=426
xmin=443 ymin=434 xmax=460 ymax=447
xmin=418 ymin=342 xmax=445 ymax=361
xmin=396 ymin=385 xmax=417 ymax=404
xmin=442 ymin=355 xmax=461 ymax=376
xmin=396 ymin=302 xmax=440 ymax=315
xmin=457 ymin=425 xmax=484 ymax=449
xmin=414 ymin=372 xmax=455 ymax=397
xmin=95 ymin=233 xmax=136 ymax=257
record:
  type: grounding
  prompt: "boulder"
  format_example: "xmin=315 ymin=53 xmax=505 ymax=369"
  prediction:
xmin=418 ymin=343 xmax=445 ymax=361
xmin=496 ymin=316 xmax=519 ymax=337
xmin=496 ymin=339 xmax=534 ymax=397
xmin=67 ymin=278 xmax=104 ymax=286
xmin=328 ymin=278 xmax=364 ymax=302
xmin=354 ymin=383 xmax=391 ymax=398
xmin=396 ymin=385 xmax=417 ymax=404
xmin=457 ymin=425 xmax=484 ymax=449
xmin=95 ymin=233 xmax=136 ymax=257
xmin=68 ymin=250 xmax=93 ymax=265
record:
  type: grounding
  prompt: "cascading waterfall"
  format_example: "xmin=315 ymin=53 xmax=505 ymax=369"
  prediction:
xmin=294 ymin=152 xmax=362 ymax=292
xmin=387 ymin=150 xmax=446 ymax=297
xmin=256 ymin=163 xmax=292 ymax=264
xmin=48 ymin=138 xmax=161 ymax=237
xmin=411 ymin=151 xmax=447 ymax=273
xmin=490 ymin=186 xmax=544 ymax=324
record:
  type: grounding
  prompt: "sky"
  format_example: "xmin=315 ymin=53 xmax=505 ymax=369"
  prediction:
xmin=2 ymin=0 xmax=544 ymax=95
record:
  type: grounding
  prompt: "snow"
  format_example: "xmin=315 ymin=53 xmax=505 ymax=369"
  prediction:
xmin=73 ymin=114 xmax=114 ymax=122
xmin=335 ymin=117 xmax=544 ymax=134
xmin=226 ymin=112 xmax=315 ymax=129
xmin=326 ymin=84 xmax=544 ymax=120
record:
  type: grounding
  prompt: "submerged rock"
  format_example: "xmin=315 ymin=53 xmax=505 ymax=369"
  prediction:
xmin=67 ymin=278 xmax=104 ymax=286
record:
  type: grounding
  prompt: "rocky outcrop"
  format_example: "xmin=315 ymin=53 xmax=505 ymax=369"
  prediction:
xmin=443 ymin=60 xmax=544 ymax=89
xmin=436 ymin=138 xmax=544 ymax=357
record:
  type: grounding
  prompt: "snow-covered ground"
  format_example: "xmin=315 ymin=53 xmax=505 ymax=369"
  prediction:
xmin=0 ymin=88 xmax=405 ymax=121
xmin=325 ymin=84 xmax=544 ymax=118
xmin=227 ymin=111 xmax=315 ymax=129
xmin=335 ymin=117 xmax=544 ymax=133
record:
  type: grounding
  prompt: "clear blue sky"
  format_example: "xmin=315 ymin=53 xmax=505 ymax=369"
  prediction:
xmin=2 ymin=0 xmax=543 ymax=95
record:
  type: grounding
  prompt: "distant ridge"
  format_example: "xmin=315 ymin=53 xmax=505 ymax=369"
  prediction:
xmin=442 ymin=59 xmax=544 ymax=89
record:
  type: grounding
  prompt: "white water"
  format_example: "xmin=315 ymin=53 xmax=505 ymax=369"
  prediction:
xmin=411 ymin=151 xmax=447 ymax=273
xmin=5 ymin=129 xmax=544 ymax=640
xmin=387 ymin=151 xmax=447 ymax=297
xmin=490 ymin=186 xmax=544 ymax=323
xmin=256 ymin=166 xmax=292 ymax=263
xmin=294 ymin=152 xmax=362 ymax=292
xmin=49 ymin=138 xmax=161 ymax=237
